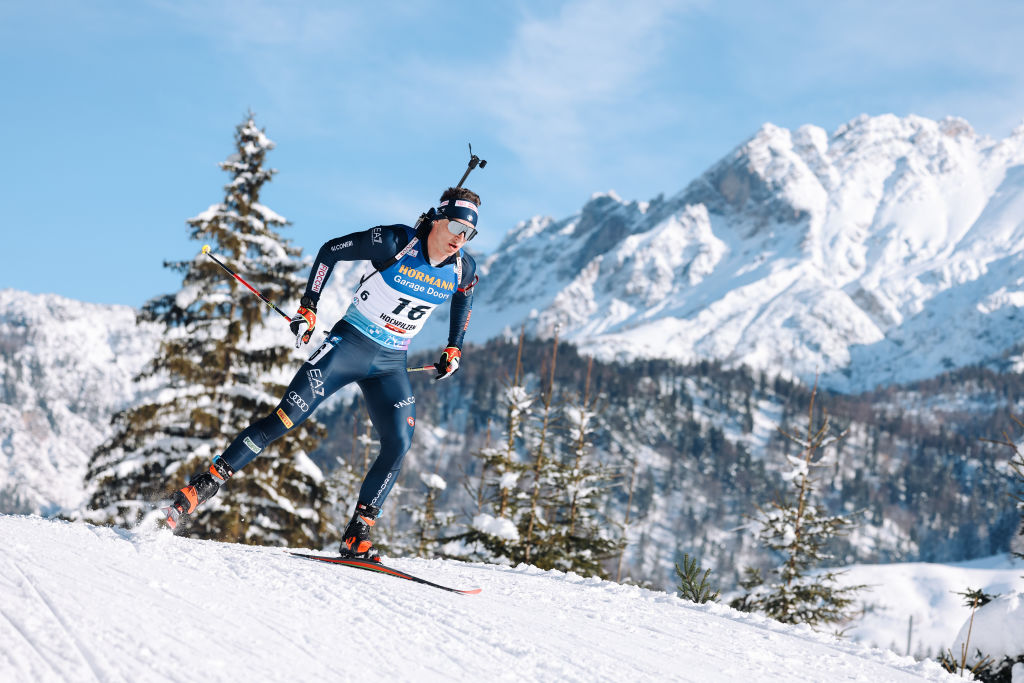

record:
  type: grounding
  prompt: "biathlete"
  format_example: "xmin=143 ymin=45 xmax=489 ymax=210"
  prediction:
xmin=164 ymin=186 xmax=481 ymax=562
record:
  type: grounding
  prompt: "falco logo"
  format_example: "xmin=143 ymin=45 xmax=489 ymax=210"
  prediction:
xmin=306 ymin=368 xmax=325 ymax=397
xmin=393 ymin=396 xmax=415 ymax=409
xmin=311 ymin=263 xmax=329 ymax=293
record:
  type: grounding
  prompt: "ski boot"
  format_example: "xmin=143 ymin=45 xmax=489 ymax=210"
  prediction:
xmin=162 ymin=457 xmax=234 ymax=529
xmin=338 ymin=502 xmax=382 ymax=563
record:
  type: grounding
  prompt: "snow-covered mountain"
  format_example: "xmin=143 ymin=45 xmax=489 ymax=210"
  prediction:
xmin=463 ymin=114 xmax=1024 ymax=392
xmin=0 ymin=290 xmax=160 ymax=514
xmin=0 ymin=513 xmax=963 ymax=681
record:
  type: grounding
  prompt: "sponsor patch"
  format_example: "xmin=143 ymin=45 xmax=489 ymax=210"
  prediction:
xmin=311 ymin=263 xmax=329 ymax=293
xmin=371 ymin=227 xmax=382 ymax=244
xmin=276 ymin=408 xmax=293 ymax=429
xmin=287 ymin=391 xmax=309 ymax=412
xmin=306 ymin=368 xmax=325 ymax=396
xmin=243 ymin=437 xmax=261 ymax=454
xmin=407 ymin=417 xmax=415 ymax=427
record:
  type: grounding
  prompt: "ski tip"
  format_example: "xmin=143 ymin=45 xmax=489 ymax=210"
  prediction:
xmin=201 ymin=244 xmax=211 ymax=254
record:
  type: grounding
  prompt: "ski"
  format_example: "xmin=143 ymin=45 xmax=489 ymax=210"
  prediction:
xmin=289 ymin=553 xmax=482 ymax=595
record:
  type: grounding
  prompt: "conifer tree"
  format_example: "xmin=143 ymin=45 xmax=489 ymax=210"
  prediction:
xmin=520 ymin=330 xmax=565 ymax=566
xmin=546 ymin=356 xmax=622 ymax=577
xmin=85 ymin=115 xmax=329 ymax=547
xmin=730 ymin=380 xmax=863 ymax=627
xmin=455 ymin=330 xmax=533 ymax=563
xmin=405 ymin=472 xmax=455 ymax=558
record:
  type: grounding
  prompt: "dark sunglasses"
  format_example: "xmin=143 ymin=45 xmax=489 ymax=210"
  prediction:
xmin=446 ymin=219 xmax=478 ymax=241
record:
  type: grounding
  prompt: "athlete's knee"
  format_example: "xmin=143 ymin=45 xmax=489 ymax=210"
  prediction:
xmin=381 ymin=426 xmax=413 ymax=457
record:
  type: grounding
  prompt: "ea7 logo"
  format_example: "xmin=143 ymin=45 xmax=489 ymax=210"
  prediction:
xmin=372 ymin=227 xmax=382 ymax=244
xmin=393 ymin=395 xmax=415 ymax=409
xmin=306 ymin=368 xmax=325 ymax=397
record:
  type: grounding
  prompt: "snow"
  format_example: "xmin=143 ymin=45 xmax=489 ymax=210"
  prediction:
xmin=0 ymin=514 xmax=955 ymax=682
xmin=447 ymin=113 xmax=1024 ymax=392
xmin=420 ymin=472 xmax=447 ymax=490
xmin=471 ymin=512 xmax=520 ymax=541
xmin=952 ymin=592 xmax=1024 ymax=666
xmin=836 ymin=555 xmax=1024 ymax=658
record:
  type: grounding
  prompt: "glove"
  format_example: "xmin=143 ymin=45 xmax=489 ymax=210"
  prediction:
xmin=434 ymin=346 xmax=461 ymax=380
xmin=289 ymin=295 xmax=317 ymax=347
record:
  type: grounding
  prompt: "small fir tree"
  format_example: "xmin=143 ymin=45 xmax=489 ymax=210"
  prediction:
xmin=456 ymin=330 xmax=534 ymax=563
xmin=404 ymin=472 xmax=455 ymax=558
xmin=85 ymin=115 xmax=329 ymax=547
xmin=545 ymin=356 xmax=622 ymax=577
xmin=675 ymin=553 xmax=720 ymax=604
xmin=730 ymin=379 xmax=864 ymax=628
xmin=519 ymin=330 xmax=566 ymax=567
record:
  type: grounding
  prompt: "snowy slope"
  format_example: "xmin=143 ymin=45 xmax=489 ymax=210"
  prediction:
xmin=838 ymin=555 xmax=1024 ymax=658
xmin=0 ymin=514 xmax=955 ymax=682
xmin=463 ymin=114 xmax=1024 ymax=392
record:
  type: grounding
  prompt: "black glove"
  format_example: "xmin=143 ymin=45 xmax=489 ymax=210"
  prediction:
xmin=289 ymin=295 xmax=317 ymax=347
xmin=434 ymin=346 xmax=461 ymax=380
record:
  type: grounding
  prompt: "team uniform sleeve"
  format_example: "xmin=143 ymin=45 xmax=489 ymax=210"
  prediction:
xmin=302 ymin=226 xmax=408 ymax=305
xmin=447 ymin=252 xmax=477 ymax=349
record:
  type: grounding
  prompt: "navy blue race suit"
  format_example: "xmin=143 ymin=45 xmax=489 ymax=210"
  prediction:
xmin=217 ymin=222 xmax=476 ymax=509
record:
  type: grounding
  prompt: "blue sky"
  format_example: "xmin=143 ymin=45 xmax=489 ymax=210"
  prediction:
xmin=3 ymin=0 xmax=1023 ymax=307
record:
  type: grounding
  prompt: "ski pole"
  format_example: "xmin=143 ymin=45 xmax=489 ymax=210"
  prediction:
xmin=204 ymin=246 xmax=441 ymax=374
xmin=201 ymin=245 xmax=293 ymax=324
xmin=407 ymin=365 xmax=437 ymax=373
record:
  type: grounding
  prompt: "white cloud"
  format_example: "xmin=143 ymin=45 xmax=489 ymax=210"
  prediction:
xmin=462 ymin=0 xmax=695 ymax=185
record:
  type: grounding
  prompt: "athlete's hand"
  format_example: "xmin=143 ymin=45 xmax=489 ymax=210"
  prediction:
xmin=434 ymin=346 xmax=461 ymax=380
xmin=289 ymin=296 xmax=317 ymax=347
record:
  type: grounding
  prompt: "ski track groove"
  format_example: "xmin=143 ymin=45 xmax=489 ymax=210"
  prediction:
xmin=9 ymin=562 xmax=110 ymax=683
xmin=0 ymin=602 xmax=60 ymax=681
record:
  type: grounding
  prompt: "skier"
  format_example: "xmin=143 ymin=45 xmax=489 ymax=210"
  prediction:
xmin=164 ymin=186 xmax=481 ymax=562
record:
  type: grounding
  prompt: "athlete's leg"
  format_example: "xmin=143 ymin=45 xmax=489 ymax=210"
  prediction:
xmin=219 ymin=334 xmax=369 ymax=473
xmin=355 ymin=366 xmax=416 ymax=509
xmin=166 ymin=332 xmax=371 ymax=524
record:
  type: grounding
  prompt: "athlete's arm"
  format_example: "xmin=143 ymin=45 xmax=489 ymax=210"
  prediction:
xmin=302 ymin=225 xmax=409 ymax=305
xmin=447 ymin=252 xmax=477 ymax=349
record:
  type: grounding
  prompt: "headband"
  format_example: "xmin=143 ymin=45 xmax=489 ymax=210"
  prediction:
xmin=437 ymin=199 xmax=479 ymax=227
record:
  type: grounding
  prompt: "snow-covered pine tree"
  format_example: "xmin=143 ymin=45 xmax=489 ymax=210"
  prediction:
xmin=85 ymin=115 xmax=329 ymax=547
xmin=404 ymin=472 xmax=455 ymax=558
xmin=730 ymin=380 xmax=864 ymax=628
xmin=454 ymin=329 xmax=533 ymax=563
xmin=519 ymin=330 xmax=566 ymax=567
xmin=545 ymin=356 xmax=622 ymax=577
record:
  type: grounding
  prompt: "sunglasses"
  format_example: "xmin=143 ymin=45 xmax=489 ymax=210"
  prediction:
xmin=445 ymin=219 xmax=478 ymax=242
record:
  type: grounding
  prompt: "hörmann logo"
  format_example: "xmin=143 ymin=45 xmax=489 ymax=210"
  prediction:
xmin=396 ymin=265 xmax=455 ymax=291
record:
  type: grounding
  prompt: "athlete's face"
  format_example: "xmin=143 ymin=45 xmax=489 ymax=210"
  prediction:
xmin=428 ymin=219 xmax=470 ymax=259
